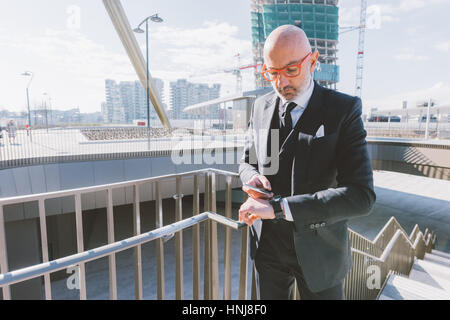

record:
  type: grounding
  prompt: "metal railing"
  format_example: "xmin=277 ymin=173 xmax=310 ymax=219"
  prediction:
xmin=0 ymin=168 xmax=251 ymax=300
xmin=0 ymin=127 xmax=247 ymax=169
xmin=345 ymin=217 xmax=436 ymax=300
xmin=0 ymin=168 xmax=437 ymax=300
xmin=2 ymin=123 xmax=450 ymax=170
xmin=364 ymin=121 xmax=450 ymax=140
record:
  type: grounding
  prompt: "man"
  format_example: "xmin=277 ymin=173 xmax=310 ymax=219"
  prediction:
xmin=6 ymin=119 xmax=17 ymax=144
xmin=238 ymin=25 xmax=376 ymax=300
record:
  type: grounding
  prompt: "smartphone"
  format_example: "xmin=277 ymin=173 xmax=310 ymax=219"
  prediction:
xmin=243 ymin=184 xmax=273 ymax=198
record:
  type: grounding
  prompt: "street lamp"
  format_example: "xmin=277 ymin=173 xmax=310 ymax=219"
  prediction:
xmin=42 ymin=92 xmax=50 ymax=132
xmin=133 ymin=13 xmax=163 ymax=141
xmin=21 ymin=71 xmax=33 ymax=139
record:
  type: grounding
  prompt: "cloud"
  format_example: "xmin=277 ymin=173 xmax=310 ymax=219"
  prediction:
xmin=1 ymin=20 xmax=254 ymax=112
xmin=338 ymin=6 xmax=360 ymax=28
xmin=393 ymin=48 xmax=429 ymax=61
xmin=147 ymin=21 xmax=255 ymax=96
xmin=364 ymin=82 xmax=450 ymax=110
xmin=435 ymin=41 xmax=450 ymax=52
xmin=340 ymin=0 xmax=449 ymax=29
xmin=149 ymin=21 xmax=253 ymax=75
xmin=394 ymin=53 xmax=429 ymax=61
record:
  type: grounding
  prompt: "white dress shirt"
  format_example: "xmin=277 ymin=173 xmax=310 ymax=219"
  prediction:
xmin=275 ymin=78 xmax=315 ymax=221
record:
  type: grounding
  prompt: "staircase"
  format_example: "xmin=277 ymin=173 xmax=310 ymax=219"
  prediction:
xmin=378 ymin=250 xmax=450 ymax=300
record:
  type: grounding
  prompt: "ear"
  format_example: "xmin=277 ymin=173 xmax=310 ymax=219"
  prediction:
xmin=310 ymin=51 xmax=320 ymax=73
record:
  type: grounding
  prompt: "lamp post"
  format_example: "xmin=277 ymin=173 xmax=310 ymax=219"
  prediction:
xmin=21 ymin=71 xmax=33 ymax=140
xmin=42 ymin=93 xmax=50 ymax=133
xmin=133 ymin=13 xmax=163 ymax=149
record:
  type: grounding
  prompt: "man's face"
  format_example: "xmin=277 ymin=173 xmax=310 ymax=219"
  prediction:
xmin=264 ymin=45 xmax=315 ymax=101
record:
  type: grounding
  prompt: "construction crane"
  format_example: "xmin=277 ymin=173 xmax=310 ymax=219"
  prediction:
xmin=339 ymin=0 xmax=368 ymax=99
xmin=355 ymin=0 xmax=368 ymax=99
xmin=189 ymin=53 xmax=262 ymax=94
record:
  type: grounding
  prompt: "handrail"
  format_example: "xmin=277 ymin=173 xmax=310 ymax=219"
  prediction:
xmin=0 ymin=212 xmax=244 ymax=288
xmin=0 ymin=168 xmax=246 ymax=300
xmin=344 ymin=220 xmax=436 ymax=300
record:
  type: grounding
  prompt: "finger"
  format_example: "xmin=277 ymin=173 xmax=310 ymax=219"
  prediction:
xmin=242 ymin=213 xmax=256 ymax=226
xmin=239 ymin=211 xmax=251 ymax=225
xmin=249 ymin=214 xmax=260 ymax=224
xmin=239 ymin=207 xmax=249 ymax=222
xmin=249 ymin=175 xmax=263 ymax=188
xmin=258 ymin=175 xmax=272 ymax=191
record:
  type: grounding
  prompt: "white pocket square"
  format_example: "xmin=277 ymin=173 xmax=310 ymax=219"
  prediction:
xmin=314 ymin=125 xmax=325 ymax=138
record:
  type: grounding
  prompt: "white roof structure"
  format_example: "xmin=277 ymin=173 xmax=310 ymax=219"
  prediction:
xmin=370 ymin=104 xmax=450 ymax=117
xmin=183 ymin=94 xmax=250 ymax=115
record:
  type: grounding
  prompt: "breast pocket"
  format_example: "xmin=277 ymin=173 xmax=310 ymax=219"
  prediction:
xmin=308 ymin=132 xmax=339 ymax=181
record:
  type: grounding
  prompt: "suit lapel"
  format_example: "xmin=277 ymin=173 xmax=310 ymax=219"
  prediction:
xmin=258 ymin=92 xmax=278 ymax=162
xmin=279 ymin=82 xmax=326 ymax=156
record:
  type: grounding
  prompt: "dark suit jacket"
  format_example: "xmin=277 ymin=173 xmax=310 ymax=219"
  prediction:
xmin=239 ymin=81 xmax=376 ymax=292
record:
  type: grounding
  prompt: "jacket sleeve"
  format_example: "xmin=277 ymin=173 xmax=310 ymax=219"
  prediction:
xmin=285 ymin=97 xmax=376 ymax=232
xmin=239 ymin=101 xmax=260 ymax=184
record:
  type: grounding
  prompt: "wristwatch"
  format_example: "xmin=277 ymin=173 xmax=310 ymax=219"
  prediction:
xmin=269 ymin=195 xmax=285 ymax=220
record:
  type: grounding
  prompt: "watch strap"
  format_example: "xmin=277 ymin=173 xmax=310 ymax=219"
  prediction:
xmin=270 ymin=196 xmax=284 ymax=220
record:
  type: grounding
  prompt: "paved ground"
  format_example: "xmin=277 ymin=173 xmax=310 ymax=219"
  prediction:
xmin=42 ymin=170 xmax=450 ymax=300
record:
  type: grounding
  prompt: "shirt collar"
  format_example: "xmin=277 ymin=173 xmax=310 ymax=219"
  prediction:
xmin=277 ymin=78 xmax=314 ymax=110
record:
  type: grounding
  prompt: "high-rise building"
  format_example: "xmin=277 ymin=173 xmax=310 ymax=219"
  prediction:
xmin=104 ymin=79 xmax=123 ymax=123
xmin=170 ymin=79 xmax=221 ymax=119
xmin=104 ymin=78 xmax=165 ymax=124
xmin=251 ymin=0 xmax=339 ymax=89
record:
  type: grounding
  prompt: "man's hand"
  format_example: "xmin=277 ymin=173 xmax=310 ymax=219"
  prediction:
xmin=239 ymin=197 xmax=275 ymax=226
xmin=242 ymin=174 xmax=274 ymax=200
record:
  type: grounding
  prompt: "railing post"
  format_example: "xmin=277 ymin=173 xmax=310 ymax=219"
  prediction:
xmin=192 ymin=175 xmax=201 ymax=300
xmin=203 ymin=173 xmax=211 ymax=299
xmin=0 ymin=205 xmax=11 ymax=300
xmin=38 ymin=199 xmax=52 ymax=300
xmin=239 ymin=224 xmax=249 ymax=300
xmin=209 ymin=172 xmax=219 ymax=300
xmin=106 ymin=188 xmax=118 ymax=300
xmin=175 ymin=176 xmax=184 ymax=300
xmin=74 ymin=193 xmax=87 ymax=300
xmin=133 ymin=184 xmax=143 ymax=300
xmin=223 ymin=176 xmax=233 ymax=300
xmin=155 ymin=181 xmax=165 ymax=300
xmin=238 ymin=192 xmax=249 ymax=300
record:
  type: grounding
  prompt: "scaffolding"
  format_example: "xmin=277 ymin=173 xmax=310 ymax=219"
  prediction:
xmin=251 ymin=0 xmax=339 ymax=89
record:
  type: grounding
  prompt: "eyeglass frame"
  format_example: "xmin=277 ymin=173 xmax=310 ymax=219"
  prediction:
xmin=261 ymin=52 xmax=312 ymax=82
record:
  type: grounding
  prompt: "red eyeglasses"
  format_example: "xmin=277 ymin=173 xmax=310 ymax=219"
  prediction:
xmin=261 ymin=52 xmax=312 ymax=82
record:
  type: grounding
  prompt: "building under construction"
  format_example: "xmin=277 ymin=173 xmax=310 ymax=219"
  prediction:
xmin=251 ymin=0 xmax=339 ymax=89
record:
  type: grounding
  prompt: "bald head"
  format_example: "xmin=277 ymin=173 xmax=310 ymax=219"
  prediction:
xmin=262 ymin=25 xmax=318 ymax=101
xmin=263 ymin=25 xmax=311 ymax=66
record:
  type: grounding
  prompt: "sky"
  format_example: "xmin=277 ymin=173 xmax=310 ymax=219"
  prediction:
xmin=0 ymin=0 xmax=449 ymax=116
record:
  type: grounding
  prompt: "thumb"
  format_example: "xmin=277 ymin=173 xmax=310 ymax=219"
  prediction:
xmin=258 ymin=175 xmax=272 ymax=191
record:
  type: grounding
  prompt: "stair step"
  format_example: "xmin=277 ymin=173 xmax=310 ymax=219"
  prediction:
xmin=378 ymin=274 xmax=450 ymax=300
xmin=413 ymin=259 xmax=450 ymax=282
xmin=431 ymin=250 xmax=450 ymax=260
xmin=408 ymin=268 xmax=450 ymax=293
xmin=424 ymin=253 xmax=450 ymax=268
